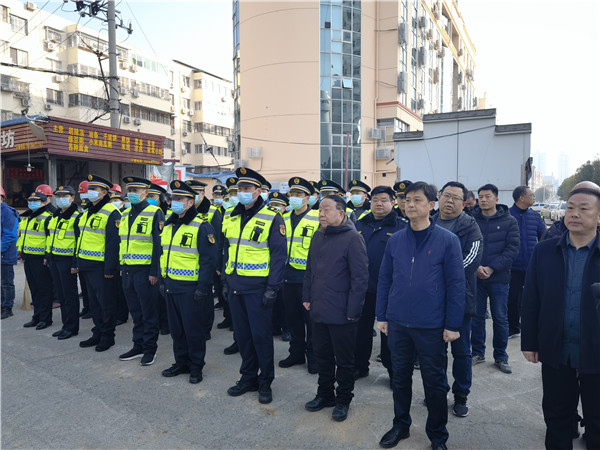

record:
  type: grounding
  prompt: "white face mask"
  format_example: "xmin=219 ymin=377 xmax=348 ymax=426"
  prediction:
xmin=111 ymin=201 xmax=123 ymax=209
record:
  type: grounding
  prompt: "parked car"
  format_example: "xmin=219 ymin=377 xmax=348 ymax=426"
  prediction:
xmin=541 ymin=202 xmax=559 ymax=222
xmin=551 ymin=201 xmax=566 ymax=222
xmin=531 ymin=202 xmax=547 ymax=213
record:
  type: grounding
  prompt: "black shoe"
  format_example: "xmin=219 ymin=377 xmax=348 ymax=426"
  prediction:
xmin=332 ymin=403 xmax=349 ymax=422
xmin=81 ymin=312 xmax=93 ymax=319
xmin=23 ymin=318 xmax=39 ymax=328
xmin=119 ymin=347 xmax=143 ymax=361
xmin=227 ymin=380 xmax=259 ymax=397
xmin=353 ymin=368 xmax=369 ymax=380
xmin=79 ymin=335 xmax=100 ymax=348
xmin=379 ymin=426 xmax=410 ymax=448
xmin=373 ymin=329 xmax=377 ymax=337
xmin=376 ymin=353 xmax=382 ymax=362
xmin=115 ymin=319 xmax=127 ymax=326
xmin=141 ymin=353 xmax=156 ymax=366
xmin=305 ymin=396 xmax=336 ymax=412
xmin=278 ymin=355 xmax=305 ymax=368
xmin=224 ymin=342 xmax=239 ymax=355
xmin=79 ymin=309 xmax=88 ymax=317
xmin=52 ymin=329 xmax=65 ymax=337
xmin=159 ymin=328 xmax=170 ymax=335
xmin=307 ymin=358 xmax=318 ymax=374
xmin=431 ymin=443 xmax=448 ymax=450
xmin=1 ymin=308 xmax=13 ymax=320
xmin=189 ymin=365 xmax=203 ymax=384
xmin=57 ymin=330 xmax=77 ymax=340
xmin=258 ymin=385 xmax=272 ymax=404
xmin=36 ymin=321 xmax=51 ymax=330
xmin=162 ymin=364 xmax=190 ymax=377
xmin=452 ymin=395 xmax=469 ymax=417
xmin=281 ymin=331 xmax=291 ymax=342
xmin=217 ymin=319 xmax=232 ymax=329
xmin=95 ymin=339 xmax=114 ymax=352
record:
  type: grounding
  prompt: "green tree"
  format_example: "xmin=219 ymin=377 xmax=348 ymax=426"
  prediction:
xmin=557 ymin=159 xmax=600 ymax=199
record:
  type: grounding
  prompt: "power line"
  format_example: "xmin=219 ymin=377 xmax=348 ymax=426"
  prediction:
xmin=123 ymin=0 xmax=156 ymax=56
xmin=1 ymin=61 xmax=109 ymax=80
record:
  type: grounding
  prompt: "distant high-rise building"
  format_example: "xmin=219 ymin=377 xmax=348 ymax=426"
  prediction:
xmin=557 ymin=152 xmax=570 ymax=183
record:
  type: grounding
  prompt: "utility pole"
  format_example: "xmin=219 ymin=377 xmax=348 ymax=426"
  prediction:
xmin=107 ymin=0 xmax=119 ymax=128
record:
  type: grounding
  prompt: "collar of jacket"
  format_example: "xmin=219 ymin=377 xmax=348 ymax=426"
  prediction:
xmin=166 ymin=204 xmax=198 ymax=226
xmin=359 ymin=209 xmax=398 ymax=227
xmin=131 ymin=199 xmax=149 ymax=212
xmin=29 ymin=205 xmax=48 ymax=219
xmin=510 ymin=204 xmax=529 ymax=214
xmin=556 ymin=229 xmax=600 ymax=254
xmin=406 ymin=220 xmax=436 ymax=239
xmin=231 ymin=195 xmax=265 ymax=218
xmin=54 ymin=201 xmax=78 ymax=220
xmin=197 ymin=196 xmax=212 ymax=214
xmin=473 ymin=203 xmax=509 ymax=220
xmin=431 ymin=211 xmax=474 ymax=234
xmin=87 ymin=195 xmax=111 ymax=214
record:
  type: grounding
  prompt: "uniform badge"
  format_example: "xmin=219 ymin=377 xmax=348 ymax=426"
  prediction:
xmin=352 ymin=180 xmax=357 ymax=185
xmin=273 ymin=192 xmax=279 ymax=197
xmin=208 ymin=234 xmax=215 ymax=244
xmin=127 ymin=177 xmax=133 ymax=182
xmin=175 ymin=181 xmax=181 ymax=188
xmin=159 ymin=221 xmax=164 ymax=231
xmin=88 ymin=175 xmax=93 ymax=181
xmin=294 ymin=178 xmax=299 ymax=184
xmin=115 ymin=220 xmax=120 ymax=227
xmin=59 ymin=186 xmax=63 ymax=190
xmin=279 ymin=225 xmax=286 ymax=236
xmin=240 ymin=168 xmax=247 ymax=175
xmin=229 ymin=178 xmax=235 ymax=183
xmin=399 ymin=183 xmax=405 ymax=189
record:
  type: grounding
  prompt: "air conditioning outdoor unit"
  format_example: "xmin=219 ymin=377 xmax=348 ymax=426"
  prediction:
xmin=433 ymin=67 xmax=440 ymax=84
xmin=120 ymin=60 xmax=128 ymax=70
xmin=170 ymin=105 xmax=176 ymax=113
xmin=134 ymin=118 xmax=142 ymax=125
xmin=129 ymin=64 xmax=138 ymax=73
xmin=367 ymin=128 xmax=382 ymax=139
xmin=418 ymin=47 xmax=427 ymax=67
xmin=21 ymin=98 xmax=32 ymax=107
xmin=181 ymin=107 xmax=188 ymax=114
xmin=123 ymin=116 xmax=131 ymax=123
xmin=398 ymin=23 xmax=408 ymax=45
xmin=182 ymin=145 xmax=189 ymax=154
xmin=54 ymin=75 xmax=64 ymax=83
xmin=170 ymin=128 xmax=176 ymax=135
xmin=183 ymin=131 xmax=189 ymax=136
xmin=170 ymin=82 xmax=174 ymax=89
xmin=438 ymin=46 xmax=446 ymax=58
xmin=46 ymin=41 xmax=56 ymax=52
xmin=397 ymin=71 xmax=408 ymax=94
xmin=132 ymin=90 xmax=140 ymax=98
xmin=246 ymin=147 xmax=262 ymax=158
xmin=419 ymin=15 xmax=427 ymax=29
xmin=189 ymin=110 xmax=194 ymax=116
xmin=26 ymin=2 xmax=36 ymax=11
xmin=375 ymin=148 xmax=391 ymax=160
xmin=119 ymin=87 xmax=127 ymax=95
xmin=44 ymin=103 xmax=53 ymax=110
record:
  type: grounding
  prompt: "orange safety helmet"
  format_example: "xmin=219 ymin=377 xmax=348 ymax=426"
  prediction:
xmin=111 ymin=184 xmax=122 ymax=194
xmin=0 ymin=186 xmax=5 ymax=198
xmin=35 ymin=184 xmax=53 ymax=197
xmin=78 ymin=180 xmax=89 ymax=193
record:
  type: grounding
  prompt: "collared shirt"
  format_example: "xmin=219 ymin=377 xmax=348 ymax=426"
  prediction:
xmin=561 ymin=233 xmax=597 ymax=368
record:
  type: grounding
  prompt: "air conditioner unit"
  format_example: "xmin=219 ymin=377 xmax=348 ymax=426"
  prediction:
xmin=457 ymin=48 xmax=464 ymax=57
xmin=375 ymin=148 xmax=391 ymax=160
xmin=119 ymin=60 xmax=128 ymax=70
xmin=46 ymin=41 xmax=56 ymax=52
xmin=433 ymin=3 xmax=441 ymax=19
xmin=119 ymin=87 xmax=127 ymax=95
xmin=170 ymin=128 xmax=176 ymax=135
xmin=367 ymin=128 xmax=382 ymax=139
xmin=53 ymin=75 xmax=64 ymax=83
xmin=170 ymin=105 xmax=176 ymax=113
xmin=26 ymin=2 xmax=36 ymax=11
xmin=183 ymin=131 xmax=189 ymax=136
xmin=438 ymin=46 xmax=446 ymax=58
xmin=433 ymin=67 xmax=440 ymax=84
xmin=21 ymin=98 xmax=32 ymax=107
xmin=234 ymin=159 xmax=247 ymax=169
xmin=129 ymin=64 xmax=138 ymax=73
xmin=226 ymin=136 xmax=233 ymax=142
xmin=418 ymin=47 xmax=427 ymax=67
xmin=419 ymin=15 xmax=427 ymax=29
xmin=123 ymin=116 xmax=131 ymax=123
xmin=434 ymin=39 xmax=441 ymax=50
xmin=44 ymin=103 xmax=53 ymax=110
xmin=426 ymin=28 xmax=433 ymax=40
xmin=180 ymin=86 xmax=187 ymax=93
xmin=181 ymin=107 xmax=188 ymax=114
xmin=466 ymin=69 xmax=474 ymax=80
xmin=397 ymin=71 xmax=408 ymax=94
xmin=134 ymin=118 xmax=142 ymax=125
xmin=417 ymin=98 xmax=427 ymax=110
xmin=182 ymin=145 xmax=189 ymax=154
xmin=246 ymin=147 xmax=262 ymax=159
xmin=397 ymin=22 xmax=408 ymax=45
xmin=132 ymin=90 xmax=140 ymax=98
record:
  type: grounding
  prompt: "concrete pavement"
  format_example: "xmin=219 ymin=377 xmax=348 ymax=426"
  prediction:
xmin=1 ymin=262 xmax=585 ymax=449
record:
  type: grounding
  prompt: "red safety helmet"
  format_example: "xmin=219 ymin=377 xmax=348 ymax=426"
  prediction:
xmin=111 ymin=184 xmax=122 ymax=194
xmin=0 ymin=186 xmax=5 ymax=198
xmin=35 ymin=184 xmax=53 ymax=197
xmin=78 ymin=180 xmax=89 ymax=193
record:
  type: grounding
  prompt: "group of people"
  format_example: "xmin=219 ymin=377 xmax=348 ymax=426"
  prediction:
xmin=1 ymin=169 xmax=599 ymax=450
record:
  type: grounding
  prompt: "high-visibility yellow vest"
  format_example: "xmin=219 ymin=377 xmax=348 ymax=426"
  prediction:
xmin=76 ymin=202 xmax=120 ymax=262
xmin=222 ymin=209 xmax=233 ymax=235
xmin=17 ymin=211 xmax=51 ymax=255
xmin=46 ymin=210 xmax=80 ymax=256
xmin=357 ymin=210 xmax=370 ymax=220
xmin=160 ymin=216 xmax=205 ymax=281
xmin=119 ymin=204 xmax=160 ymax=265
xmin=224 ymin=206 xmax=279 ymax=277
xmin=284 ymin=209 xmax=319 ymax=270
xmin=198 ymin=205 xmax=218 ymax=224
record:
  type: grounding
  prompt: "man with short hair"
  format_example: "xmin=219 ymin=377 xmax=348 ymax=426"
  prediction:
xmin=303 ymin=194 xmax=368 ymax=422
xmin=471 ymin=184 xmax=520 ymax=374
xmin=508 ymin=185 xmax=546 ymax=338
xmin=464 ymin=191 xmax=477 ymax=215
xmin=521 ymin=187 xmax=600 ymax=449
xmin=377 ymin=181 xmax=465 ymax=450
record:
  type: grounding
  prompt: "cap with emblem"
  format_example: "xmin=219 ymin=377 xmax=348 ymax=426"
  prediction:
xmin=148 ymin=183 xmax=167 ymax=195
xmin=185 ymin=179 xmax=208 ymax=192
xmin=319 ymin=179 xmax=346 ymax=196
xmin=261 ymin=180 xmax=272 ymax=191
xmin=349 ymin=180 xmax=371 ymax=193
xmin=309 ymin=181 xmax=320 ymax=193
xmin=122 ymin=176 xmax=151 ymax=189
xmin=87 ymin=174 xmax=112 ymax=190
xmin=235 ymin=167 xmax=268 ymax=188
xmin=110 ymin=192 xmax=125 ymax=201
xmin=212 ymin=184 xmax=226 ymax=195
xmin=226 ymin=177 xmax=238 ymax=193
xmin=170 ymin=180 xmax=196 ymax=198
xmin=54 ymin=185 xmax=76 ymax=196
xmin=288 ymin=177 xmax=314 ymax=195
xmin=28 ymin=192 xmax=47 ymax=202
xmin=268 ymin=192 xmax=289 ymax=208
xmin=393 ymin=180 xmax=413 ymax=198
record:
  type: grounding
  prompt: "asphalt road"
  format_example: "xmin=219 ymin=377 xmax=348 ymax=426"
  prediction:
xmin=1 ymin=262 xmax=585 ymax=449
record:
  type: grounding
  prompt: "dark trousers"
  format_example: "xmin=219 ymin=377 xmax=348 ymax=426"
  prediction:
xmin=81 ymin=270 xmax=117 ymax=341
xmin=272 ymin=289 xmax=286 ymax=333
xmin=229 ymin=290 xmax=274 ymax=386
xmin=115 ymin=273 xmax=129 ymax=322
xmin=542 ymin=363 xmax=600 ymax=450
xmin=312 ymin=321 xmax=358 ymax=405
xmin=79 ymin=272 xmax=90 ymax=313
xmin=355 ymin=291 xmax=376 ymax=372
xmin=388 ymin=323 xmax=449 ymax=446
xmin=283 ymin=283 xmax=312 ymax=359
xmin=507 ymin=269 xmax=526 ymax=334
xmin=381 ymin=330 xmax=392 ymax=376
xmin=203 ymin=283 xmax=215 ymax=336
xmin=1 ymin=264 xmax=15 ymax=309
xmin=449 ymin=317 xmax=472 ymax=397
xmin=122 ymin=268 xmax=159 ymax=355
xmin=24 ymin=258 xmax=53 ymax=323
xmin=157 ymin=280 xmax=169 ymax=332
xmin=49 ymin=259 xmax=79 ymax=333
xmin=166 ymin=289 xmax=206 ymax=368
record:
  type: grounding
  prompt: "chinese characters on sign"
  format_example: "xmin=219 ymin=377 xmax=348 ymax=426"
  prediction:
xmin=1 ymin=129 xmax=15 ymax=149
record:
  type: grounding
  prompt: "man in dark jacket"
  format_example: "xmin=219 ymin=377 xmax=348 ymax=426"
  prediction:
xmin=354 ymin=186 xmax=408 ymax=381
xmin=432 ymin=181 xmax=483 ymax=418
xmin=376 ymin=181 xmax=465 ymax=450
xmin=1 ymin=187 xmax=19 ymax=320
xmin=471 ymin=184 xmax=520 ymax=374
xmin=521 ymin=187 xmax=600 ymax=450
xmin=507 ymin=186 xmax=546 ymax=338
xmin=302 ymin=195 xmax=368 ymax=422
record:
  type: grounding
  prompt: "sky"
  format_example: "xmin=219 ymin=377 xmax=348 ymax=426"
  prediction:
xmin=41 ymin=0 xmax=600 ymax=182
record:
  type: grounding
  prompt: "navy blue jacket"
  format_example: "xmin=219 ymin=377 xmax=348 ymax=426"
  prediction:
xmin=521 ymin=232 xmax=600 ymax=374
xmin=432 ymin=212 xmax=483 ymax=317
xmin=356 ymin=210 xmax=408 ymax=294
xmin=376 ymin=222 xmax=465 ymax=331
xmin=303 ymin=219 xmax=368 ymax=324
xmin=509 ymin=204 xmax=546 ymax=271
xmin=1 ymin=201 xmax=19 ymax=265
xmin=473 ymin=204 xmax=520 ymax=284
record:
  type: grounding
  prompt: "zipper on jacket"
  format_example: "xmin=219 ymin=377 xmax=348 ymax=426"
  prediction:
xmin=409 ymin=256 xmax=415 ymax=287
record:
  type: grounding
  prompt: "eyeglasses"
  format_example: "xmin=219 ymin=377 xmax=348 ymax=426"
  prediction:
xmin=440 ymin=193 xmax=463 ymax=203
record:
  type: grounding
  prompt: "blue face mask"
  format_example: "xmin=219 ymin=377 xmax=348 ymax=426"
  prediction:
xmin=111 ymin=201 xmax=123 ymax=209
xmin=79 ymin=192 xmax=89 ymax=200
xmin=128 ymin=192 xmax=142 ymax=204
xmin=230 ymin=195 xmax=239 ymax=207
xmin=56 ymin=198 xmax=71 ymax=209
xmin=87 ymin=190 xmax=100 ymax=202
xmin=260 ymin=192 xmax=268 ymax=201
xmin=195 ymin=194 xmax=200 ymax=204
xmin=285 ymin=205 xmax=293 ymax=212
xmin=213 ymin=198 xmax=223 ymax=206
xmin=238 ymin=192 xmax=254 ymax=205
xmin=350 ymin=194 xmax=363 ymax=206
xmin=289 ymin=196 xmax=305 ymax=210
xmin=124 ymin=202 xmax=131 ymax=209
xmin=222 ymin=200 xmax=232 ymax=210
xmin=171 ymin=201 xmax=185 ymax=215
xmin=308 ymin=195 xmax=317 ymax=206
xmin=28 ymin=201 xmax=41 ymax=211
xmin=147 ymin=198 xmax=158 ymax=206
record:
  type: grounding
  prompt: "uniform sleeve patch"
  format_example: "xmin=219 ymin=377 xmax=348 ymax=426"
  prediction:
xmin=115 ymin=220 xmax=120 ymax=228
xmin=159 ymin=221 xmax=164 ymax=231
xmin=279 ymin=225 xmax=286 ymax=236
xmin=208 ymin=234 xmax=215 ymax=244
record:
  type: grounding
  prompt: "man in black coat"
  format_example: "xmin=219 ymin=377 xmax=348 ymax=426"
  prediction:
xmin=303 ymin=195 xmax=368 ymax=422
xmin=521 ymin=187 xmax=600 ymax=450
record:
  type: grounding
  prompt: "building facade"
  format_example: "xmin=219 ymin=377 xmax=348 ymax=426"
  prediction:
xmin=233 ymin=0 xmax=479 ymax=189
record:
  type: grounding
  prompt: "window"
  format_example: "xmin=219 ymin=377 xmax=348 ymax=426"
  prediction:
xmin=1 ymin=110 xmax=13 ymax=122
xmin=182 ymin=76 xmax=190 ymax=88
xmin=2 ymin=6 xmax=8 ymax=23
xmin=10 ymin=14 xmax=27 ymax=34
xmin=0 ymin=40 xmax=8 ymax=57
xmin=183 ymin=142 xmax=191 ymax=154
xmin=10 ymin=48 xmax=28 ymax=66
xmin=45 ymin=28 xmax=62 ymax=43
xmin=194 ymin=79 xmax=202 ymax=89
xmin=194 ymin=101 xmax=202 ymax=111
xmin=131 ymin=105 xmax=171 ymax=125
xmin=46 ymin=89 xmax=64 ymax=106
xmin=164 ymin=138 xmax=174 ymax=150
xmin=182 ymin=120 xmax=192 ymax=132
xmin=47 ymin=59 xmax=62 ymax=72
xmin=194 ymin=122 xmax=202 ymax=132
xmin=194 ymin=144 xmax=204 ymax=154
xmin=183 ymin=98 xmax=190 ymax=110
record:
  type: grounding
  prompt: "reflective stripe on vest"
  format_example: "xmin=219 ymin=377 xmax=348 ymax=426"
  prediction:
xmin=198 ymin=205 xmax=217 ymax=224
xmin=160 ymin=217 xmax=203 ymax=281
xmin=224 ymin=206 xmax=277 ymax=277
xmin=18 ymin=212 xmax=51 ymax=255
xmin=119 ymin=205 xmax=159 ymax=265
xmin=77 ymin=203 xmax=119 ymax=261
xmin=47 ymin=211 xmax=80 ymax=256
xmin=284 ymin=209 xmax=319 ymax=270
